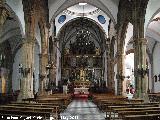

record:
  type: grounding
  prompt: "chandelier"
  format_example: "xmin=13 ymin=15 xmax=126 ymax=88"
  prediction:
xmin=76 ymin=3 xmax=90 ymax=41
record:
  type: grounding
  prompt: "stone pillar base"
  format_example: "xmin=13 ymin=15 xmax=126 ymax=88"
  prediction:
xmin=140 ymin=93 xmax=149 ymax=103
xmin=16 ymin=79 xmax=34 ymax=102
xmin=133 ymin=92 xmax=149 ymax=103
xmin=17 ymin=91 xmax=34 ymax=102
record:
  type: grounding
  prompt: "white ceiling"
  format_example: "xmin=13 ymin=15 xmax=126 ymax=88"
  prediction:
xmin=146 ymin=12 xmax=160 ymax=42
xmin=55 ymin=3 xmax=110 ymax=37
xmin=48 ymin=0 xmax=119 ymax=24
xmin=67 ymin=3 xmax=98 ymax=13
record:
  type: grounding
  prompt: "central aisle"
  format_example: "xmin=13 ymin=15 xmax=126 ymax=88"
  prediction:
xmin=60 ymin=99 xmax=105 ymax=120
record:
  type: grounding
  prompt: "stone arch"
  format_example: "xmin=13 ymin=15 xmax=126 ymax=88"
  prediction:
xmin=56 ymin=17 xmax=107 ymax=53
xmin=145 ymin=0 xmax=160 ymax=34
xmin=49 ymin=0 xmax=118 ymax=25
xmin=38 ymin=19 xmax=47 ymax=54
xmin=5 ymin=0 xmax=25 ymax=36
xmin=117 ymin=20 xmax=130 ymax=51
xmin=1 ymin=4 xmax=24 ymax=43
xmin=57 ymin=17 xmax=107 ymax=39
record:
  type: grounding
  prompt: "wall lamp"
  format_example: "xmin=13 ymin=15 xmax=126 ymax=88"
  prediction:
xmin=116 ymin=74 xmax=130 ymax=80
xmin=135 ymin=65 xmax=149 ymax=78
xmin=19 ymin=64 xmax=30 ymax=77
xmin=46 ymin=61 xmax=56 ymax=69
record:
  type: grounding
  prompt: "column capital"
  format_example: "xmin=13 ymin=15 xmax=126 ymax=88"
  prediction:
xmin=133 ymin=38 xmax=147 ymax=45
xmin=116 ymin=51 xmax=125 ymax=58
xmin=22 ymin=38 xmax=36 ymax=46
xmin=138 ymin=38 xmax=147 ymax=45
xmin=0 ymin=7 xmax=9 ymax=26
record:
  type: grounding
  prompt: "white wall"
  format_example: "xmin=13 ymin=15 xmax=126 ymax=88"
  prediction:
xmin=146 ymin=53 xmax=152 ymax=91
xmin=104 ymin=51 xmax=107 ymax=86
xmin=145 ymin=0 xmax=160 ymax=33
xmin=153 ymin=42 xmax=160 ymax=92
xmin=114 ymin=64 xmax=117 ymax=95
xmin=56 ymin=43 xmax=61 ymax=86
xmin=12 ymin=48 xmax=22 ymax=91
xmin=124 ymin=23 xmax=133 ymax=53
xmin=35 ymin=23 xmax=42 ymax=53
xmin=34 ymin=43 xmax=40 ymax=93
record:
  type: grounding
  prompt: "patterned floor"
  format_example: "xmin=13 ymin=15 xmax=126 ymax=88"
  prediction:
xmin=60 ymin=99 xmax=105 ymax=120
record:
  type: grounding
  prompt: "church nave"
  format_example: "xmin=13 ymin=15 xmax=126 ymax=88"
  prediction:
xmin=61 ymin=99 xmax=105 ymax=120
xmin=1 ymin=0 xmax=160 ymax=119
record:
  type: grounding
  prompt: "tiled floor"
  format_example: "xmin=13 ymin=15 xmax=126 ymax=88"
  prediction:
xmin=60 ymin=99 xmax=106 ymax=120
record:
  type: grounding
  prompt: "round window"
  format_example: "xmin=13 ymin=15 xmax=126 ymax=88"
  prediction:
xmin=97 ymin=15 xmax=106 ymax=24
xmin=58 ymin=15 xmax=66 ymax=24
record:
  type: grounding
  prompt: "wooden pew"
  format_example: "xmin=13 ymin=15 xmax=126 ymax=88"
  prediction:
xmin=8 ymin=103 xmax=64 ymax=112
xmin=22 ymin=98 xmax=35 ymax=103
xmin=92 ymin=93 xmax=160 ymax=120
xmin=109 ymin=107 xmax=160 ymax=120
xmin=106 ymin=104 xmax=159 ymax=119
xmin=123 ymin=114 xmax=160 ymax=120
xmin=37 ymin=93 xmax=72 ymax=107
xmin=0 ymin=93 xmax=72 ymax=120
xmin=118 ymin=110 xmax=160 ymax=119
xmin=148 ymin=93 xmax=160 ymax=102
xmin=0 ymin=110 xmax=51 ymax=120
xmin=0 ymin=103 xmax=60 ymax=120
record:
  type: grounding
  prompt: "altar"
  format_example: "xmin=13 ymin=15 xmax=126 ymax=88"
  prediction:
xmin=74 ymin=88 xmax=89 ymax=94
xmin=73 ymin=80 xmax=91 ymax=98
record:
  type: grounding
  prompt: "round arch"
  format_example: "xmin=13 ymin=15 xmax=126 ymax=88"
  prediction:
xmin=145 ymin=0 xmax=160 ymax=34
xmin=57 ymin=17 xmax=107 ymax=38
xmin=5 ymin=3 xmax=25 ymax=37
xmin=49 ymin=0 xmax=117 ymax=25
xmin=56 ymin=17 xmax=107 ymax=53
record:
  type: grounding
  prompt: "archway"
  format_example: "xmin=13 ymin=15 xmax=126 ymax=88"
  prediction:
xmin=55 ymin=17 xmax=108 ymax=95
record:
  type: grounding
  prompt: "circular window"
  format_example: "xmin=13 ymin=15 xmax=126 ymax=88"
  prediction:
xmin=97 ymin=15 xmax=106 ymax=24
xmin=58 ymin=15 xmax=66 ymax=24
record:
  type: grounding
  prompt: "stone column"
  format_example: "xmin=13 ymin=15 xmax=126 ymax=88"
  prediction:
xmin=134 ymin=38 xmax=148 ymax=100
xmin=132 ymin=2 xmax=148 ymax=100
xmin=48 ymin=33 xmax=56 ymax=90
xmin=39 ymin=23 xmax=49 ymax=95
xmin=17 ymin=0 xmax=36 ymax=100
xmin=0 ymin=1 xmax=10 ymax=94
xmin=107 ymin=59 xmax=114 ymax=90
xmin=18 ymin=41 xmax=35 ymax=99
xmin=116 ymin=52 xmax=125 ymax=95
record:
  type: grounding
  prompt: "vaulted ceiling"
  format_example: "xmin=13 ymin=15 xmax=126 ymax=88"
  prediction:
xmin=48 ymin=0 xmax=119 ymax=24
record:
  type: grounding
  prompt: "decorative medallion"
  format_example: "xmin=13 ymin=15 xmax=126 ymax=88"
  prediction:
xmin=97 ymin=15 xmax=106 ymax=24
xmin=58 ymin=15 xmax=66 ymax=24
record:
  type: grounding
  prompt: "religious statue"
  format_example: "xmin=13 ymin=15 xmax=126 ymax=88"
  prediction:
xmin=80 ymin=68 xmax=85 ymax=81
xmin=64 ymin=48 xmax=70 ymax=55
xmin=96 ymin=47 xmax=100 ymax=55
